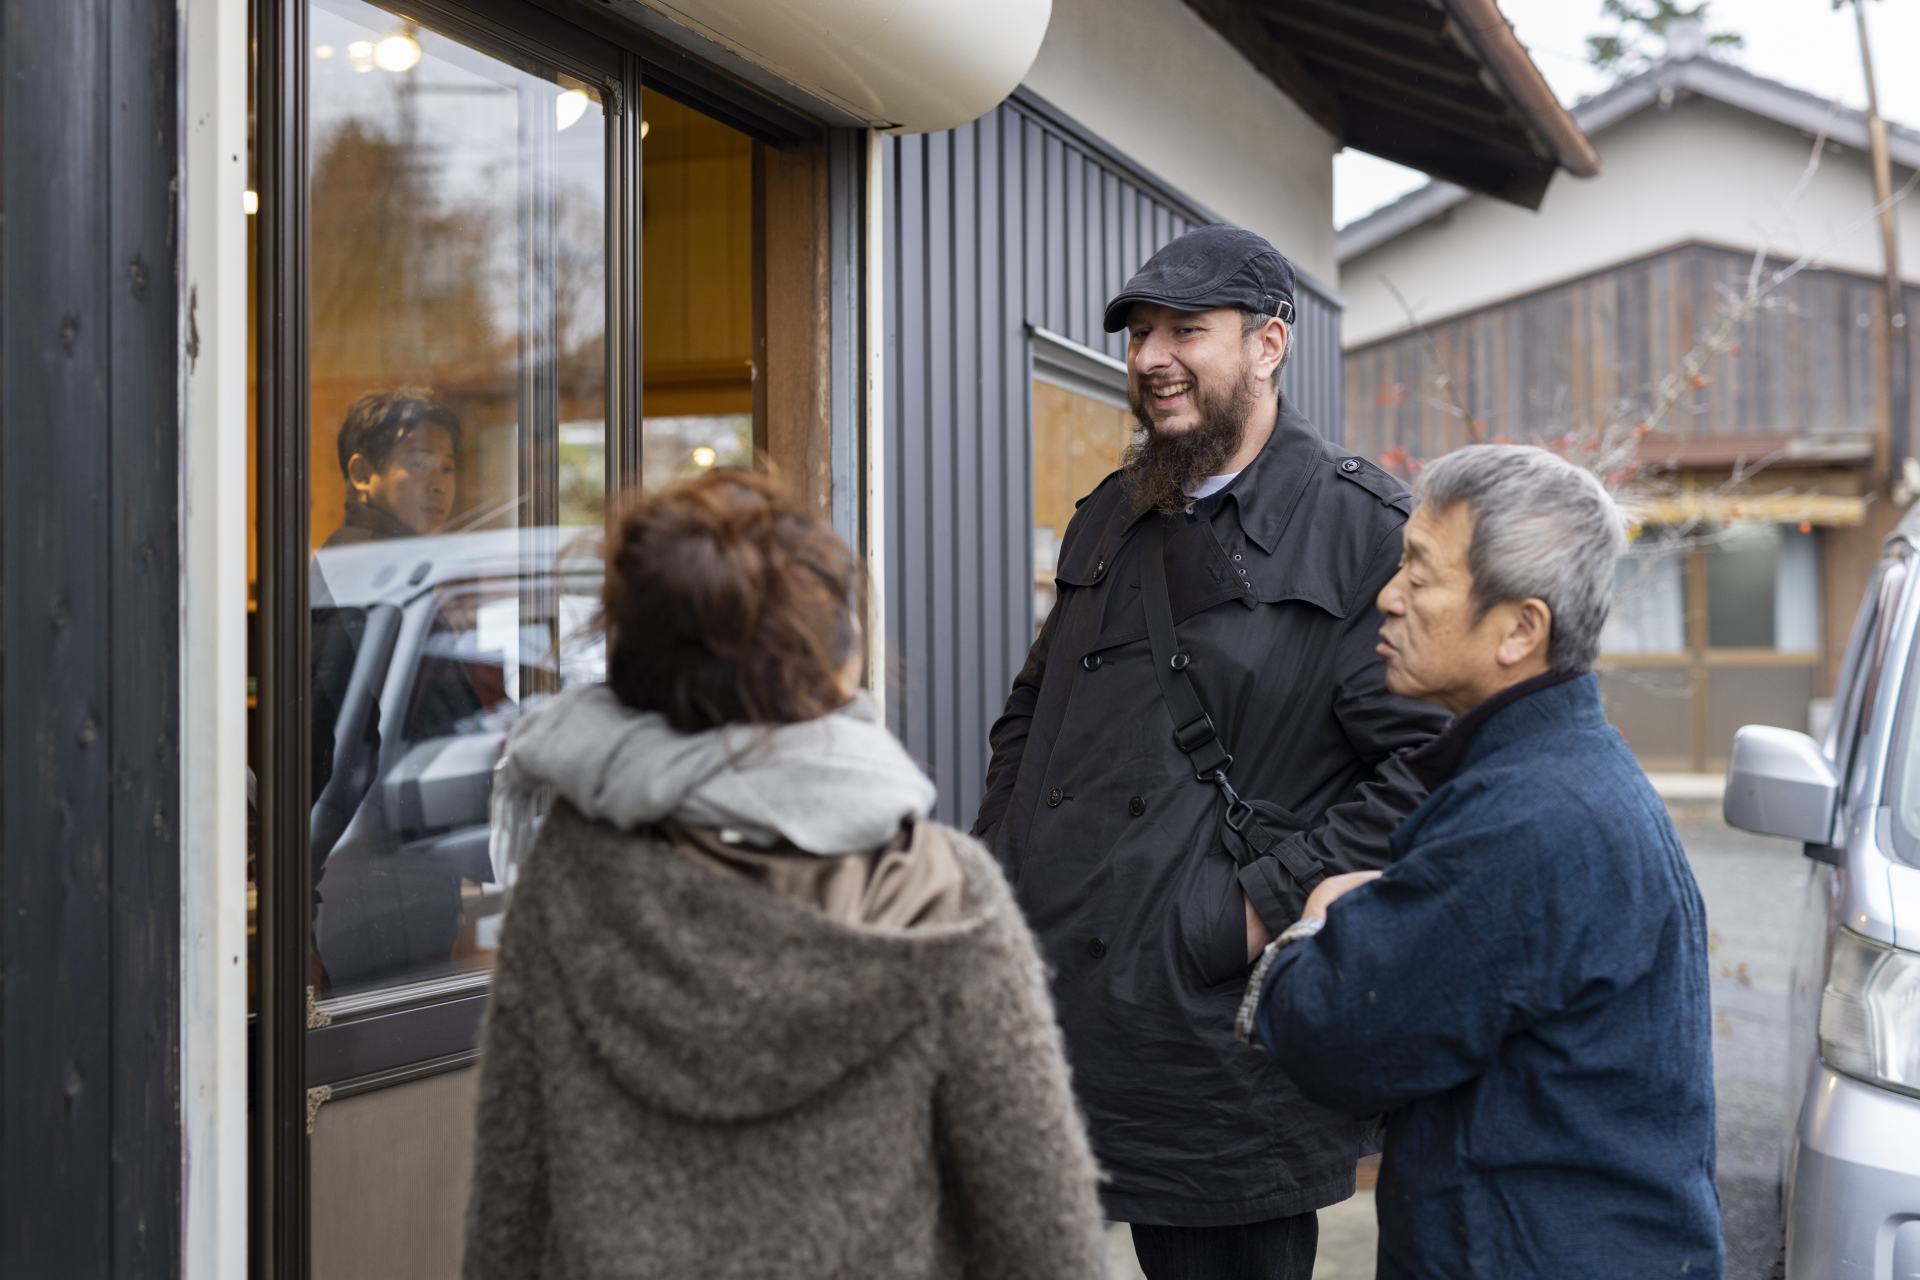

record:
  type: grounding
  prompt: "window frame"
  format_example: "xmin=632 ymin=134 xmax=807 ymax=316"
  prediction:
xmin=252 ymin=1 xmax=847 ymax=1272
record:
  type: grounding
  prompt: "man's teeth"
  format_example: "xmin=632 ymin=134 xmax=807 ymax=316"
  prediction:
xmin=1152 ymin=382 xmax=1193 ymax=399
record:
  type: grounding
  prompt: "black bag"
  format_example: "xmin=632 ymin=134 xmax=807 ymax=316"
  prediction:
xmin=1138 ymin=519 xmax=1327 ymax=897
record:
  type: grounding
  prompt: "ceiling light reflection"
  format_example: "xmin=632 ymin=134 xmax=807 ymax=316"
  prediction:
xmin=374 ymin=33 xmax=422 ymax=73
xmin=555 ymin=89 xmax=590 ymax=132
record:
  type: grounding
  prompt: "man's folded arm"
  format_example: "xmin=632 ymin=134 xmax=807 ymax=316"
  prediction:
xmin=1249 ymin=815 xmax=1535 ymax=1116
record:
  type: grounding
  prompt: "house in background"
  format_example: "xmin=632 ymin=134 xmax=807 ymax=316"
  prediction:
xmin=1338 ymin=34 xmax=1920 ymax=772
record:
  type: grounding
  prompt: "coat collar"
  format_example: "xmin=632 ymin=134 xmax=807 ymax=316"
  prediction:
xmin=1458 ymin=670 xmax=1604 ymax=772
xmin=1211 ymin=397 xmax=1325 ymax=555
xmin=1115 ymin=395 xmax=1322 ymax=556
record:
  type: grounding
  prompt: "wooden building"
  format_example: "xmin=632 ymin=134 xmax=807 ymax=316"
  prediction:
xmin=1340 ymin=49 xmax=1920 ymax=772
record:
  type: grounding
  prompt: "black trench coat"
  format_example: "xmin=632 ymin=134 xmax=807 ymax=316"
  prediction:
xmin=974 ymin=399 xmax=1448 ymax=1227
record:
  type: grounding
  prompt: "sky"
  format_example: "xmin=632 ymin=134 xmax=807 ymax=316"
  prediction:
xmin=1333 ymin=0 xmax=1920 ymax=228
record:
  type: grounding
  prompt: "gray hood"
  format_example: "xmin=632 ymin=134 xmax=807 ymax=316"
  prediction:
xmin=521 ymin=807 xmax=1007 ymax=1120
xmin=500 ymin=684 xmax=935 ymax=856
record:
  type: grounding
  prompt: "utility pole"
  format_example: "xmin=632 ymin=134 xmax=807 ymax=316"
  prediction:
xmin=1844 ymin=0 xmax=1911 ymax=495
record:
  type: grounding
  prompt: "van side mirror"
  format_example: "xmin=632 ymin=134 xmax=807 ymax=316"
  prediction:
xmin=1724 ymin=724 xmax=1840 ymax=857
xmin=385 ymin=732 xmax=503 ymax=841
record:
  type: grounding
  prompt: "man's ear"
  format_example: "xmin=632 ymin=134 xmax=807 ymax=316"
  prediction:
xmin=345 ymin=452 xmax=376 ymax=498
xmin=1496 ymin=598 xmax=1552 ymax=669
xmin=1257 ymin=317 xmax=1288 ymax=385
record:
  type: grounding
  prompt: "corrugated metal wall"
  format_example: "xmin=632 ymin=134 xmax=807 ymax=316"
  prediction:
xmin=881 ymin=96 xmax=1345 ymax=823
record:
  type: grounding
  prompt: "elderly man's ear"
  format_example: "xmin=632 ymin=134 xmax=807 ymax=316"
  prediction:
xmin=1494 ymin=598 xmax=1553 ymax=671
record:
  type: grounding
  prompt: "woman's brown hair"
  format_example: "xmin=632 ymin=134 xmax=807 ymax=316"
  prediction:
xmin=600 ymin=469 xmax=865 ymax=733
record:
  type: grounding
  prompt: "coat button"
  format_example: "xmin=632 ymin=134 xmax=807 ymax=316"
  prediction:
xmin=1081 ymin=653 xmax=1102 ymax=671
xmin=1047 ymin=787 xmax=1064 ymax=807
xmin=1340 ymin=458 xmax=1361 ymax=473
xmin=1087 ymin=938 xmax=1108 ymax=959
xmin=1128 ymin=796 xmax=1146 ymax=817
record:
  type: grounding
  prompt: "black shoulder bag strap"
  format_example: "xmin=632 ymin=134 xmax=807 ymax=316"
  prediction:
xmin=1139 ymin=519 xmax=1326 ymax=891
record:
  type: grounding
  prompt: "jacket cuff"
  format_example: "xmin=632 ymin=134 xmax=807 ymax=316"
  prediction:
xmin=1237 ymin=858 xmax=1298 ymax=936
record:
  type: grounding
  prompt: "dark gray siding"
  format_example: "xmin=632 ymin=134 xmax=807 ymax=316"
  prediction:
xmin=2 ymin=0 xmax=182 ymax=1270
xmin=882 ymin=95 xmax=1345 ymax=824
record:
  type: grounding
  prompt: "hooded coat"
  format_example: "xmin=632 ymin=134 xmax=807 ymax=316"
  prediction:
xmin=463 ymin=687 xmax=1107 ymax=1280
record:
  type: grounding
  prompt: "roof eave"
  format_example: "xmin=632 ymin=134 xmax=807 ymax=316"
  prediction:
xmin=1339 ymin=55 xmax=1920 ymax=264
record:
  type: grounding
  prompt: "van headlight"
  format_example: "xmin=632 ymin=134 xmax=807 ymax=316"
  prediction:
xmin=1819 ymin=927 xmax=1920 ymax=1096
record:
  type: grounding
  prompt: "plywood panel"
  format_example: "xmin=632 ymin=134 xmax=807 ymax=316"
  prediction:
xmin=311 ymin=1069 xmax=479 ymax=1280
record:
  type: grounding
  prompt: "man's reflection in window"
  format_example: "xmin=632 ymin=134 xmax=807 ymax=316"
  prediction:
xmin=324 ymin=389 xmax=461 ymax=547
xmin=310 ymin=388 xmax=480 ymax=992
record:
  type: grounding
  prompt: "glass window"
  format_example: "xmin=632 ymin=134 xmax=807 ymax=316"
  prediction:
xmin=640 ymin=88 xmax=754 ymax=488
xmin=1706 ymin=523 xmax=1819 ymax=651
xmin=1603 ymin=528 xmax=1688 ymax=655
xmin=305 ymin=0 xmax=609 ymax=996
xmin=1032 ymin=378 xmax=1134 ymax=629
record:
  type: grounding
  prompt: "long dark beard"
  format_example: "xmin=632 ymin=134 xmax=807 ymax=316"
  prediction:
xmin=1121 ymin=370 xmax=1259 ymax=516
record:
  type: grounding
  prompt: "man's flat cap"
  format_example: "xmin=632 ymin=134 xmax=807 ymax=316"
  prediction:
xmin=1102 ymin=223 xmax=1297 ymax=333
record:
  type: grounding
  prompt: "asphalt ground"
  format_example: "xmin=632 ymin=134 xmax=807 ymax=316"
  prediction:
xmin=1110 ymin=805 xmax=1804 ymax=1279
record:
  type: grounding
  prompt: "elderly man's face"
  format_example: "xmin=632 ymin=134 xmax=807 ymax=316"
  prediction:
xmin=1374 ymin=501 xmax=1525 ymax=714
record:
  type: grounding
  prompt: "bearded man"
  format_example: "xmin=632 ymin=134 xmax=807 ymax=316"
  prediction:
xmin=974 ymin=224 xmax=1447 ymax=1280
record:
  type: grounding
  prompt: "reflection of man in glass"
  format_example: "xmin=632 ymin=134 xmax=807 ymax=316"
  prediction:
xmin=310 ymin=388 xmax=487 ymax=992
xmin=325 ymin=388 xmax=461 ymax=546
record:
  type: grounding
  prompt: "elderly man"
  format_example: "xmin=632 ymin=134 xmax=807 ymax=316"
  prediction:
xmin=1237 ymin=444 xmax=1724 ymax=1278
xmin=975 ymin=224 xmax=1446 ymax=1277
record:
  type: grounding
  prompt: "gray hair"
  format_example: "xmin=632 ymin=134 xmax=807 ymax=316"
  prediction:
xmin=1412 ymin=444 xmax=1628 ymax=672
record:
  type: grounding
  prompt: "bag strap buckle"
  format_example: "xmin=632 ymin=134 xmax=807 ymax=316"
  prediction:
xmin=1211 ymin=771 xmax=1256 ymax=832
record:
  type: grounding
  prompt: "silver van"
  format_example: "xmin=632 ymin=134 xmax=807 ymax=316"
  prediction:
xmin=1724 ymin=510 xmax=1920 ymax=1279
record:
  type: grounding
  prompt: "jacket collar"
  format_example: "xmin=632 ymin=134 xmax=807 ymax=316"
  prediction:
xmin=1118 ymin=396 xmax=1322 ymax=555
xmin=341 ymin=498 xmax=421 ymax=541
xmin=1400 ymin=669 xmax=1595 ymax=789
xmin=1212 ymin=397 xmax=1325 ymax=555
xmin=1461 ymin=669 xmax=1604 ymax=769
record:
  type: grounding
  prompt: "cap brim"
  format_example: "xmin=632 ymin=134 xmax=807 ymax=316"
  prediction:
xmin=1102 ymin=291 xmax=1203 ymax=332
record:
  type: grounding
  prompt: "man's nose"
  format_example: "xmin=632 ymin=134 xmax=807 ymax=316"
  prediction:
xmin=1376 ymin=571 xmax=1406 ymax=617
xmin=1133 ymin=330 xmax=1173 ymax=372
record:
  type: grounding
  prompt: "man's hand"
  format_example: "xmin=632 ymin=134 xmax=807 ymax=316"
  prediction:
xmin=1301 ymin=870 xmax=1383 ymax=924
xmin=1245 ymin=894 xmax=1275 ymax=963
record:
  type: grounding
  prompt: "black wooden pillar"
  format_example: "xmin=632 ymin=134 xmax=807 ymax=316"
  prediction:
xmin=1 ymin=1 xmax=184 ymax=1275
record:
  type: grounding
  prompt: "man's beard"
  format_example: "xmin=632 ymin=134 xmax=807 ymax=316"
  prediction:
xmin=1122 ymin=367 xmax=1260 ymax=517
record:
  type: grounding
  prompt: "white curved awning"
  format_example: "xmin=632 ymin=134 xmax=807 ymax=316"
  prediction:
xmin=627 ymin=0 xmax=1052 ymax=134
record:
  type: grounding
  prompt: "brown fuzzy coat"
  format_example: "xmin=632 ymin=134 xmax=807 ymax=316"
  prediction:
xmin=462 ymin=805 xmax=1108 ymax=1279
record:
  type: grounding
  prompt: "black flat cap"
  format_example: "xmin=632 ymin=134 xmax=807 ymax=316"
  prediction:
xmin=1102 ymin=223 xmax=1297 ymax=333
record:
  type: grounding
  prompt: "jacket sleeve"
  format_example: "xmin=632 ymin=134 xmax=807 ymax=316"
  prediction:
xmin=935 ymin=885 xmax=1107 ymax=1279
xmin=462 ymin=899 xmax=552 ymax=1279
xmin=971 ymin=597 xmax=1060 ymax=844
xmin=1247 ymin=799 xmax=1539 ymax=1116
xmin=1237 ymin=522 xmax=1450 ymax=931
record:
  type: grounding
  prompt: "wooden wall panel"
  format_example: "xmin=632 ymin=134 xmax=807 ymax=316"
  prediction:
xmin=1 ymin=0 xmax=182 ymax=1271
xmin=1344 ymin=241 xmax=1909 ymax=468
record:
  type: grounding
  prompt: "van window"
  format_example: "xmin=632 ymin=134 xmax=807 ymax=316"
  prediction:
xmin=1846 ymin=560 xmax=1908 ymax=800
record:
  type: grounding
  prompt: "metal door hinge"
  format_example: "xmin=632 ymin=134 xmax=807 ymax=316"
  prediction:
xmin=305 ymin=1085 xmax=333 ymax=1135
xmin=306 ymin=985 xmax=331 ymax=1029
